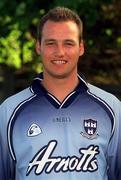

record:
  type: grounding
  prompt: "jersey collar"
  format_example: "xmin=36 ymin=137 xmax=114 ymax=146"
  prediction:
xmin=30 ymin=72 xmax=88 ymax=108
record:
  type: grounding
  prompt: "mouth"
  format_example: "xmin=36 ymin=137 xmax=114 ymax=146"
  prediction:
xmin=51 ymin=60 xmax=67 ymax=65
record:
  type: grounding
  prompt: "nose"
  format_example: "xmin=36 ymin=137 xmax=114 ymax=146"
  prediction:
xmin=55 ymin=44 xmax=65 ymax=57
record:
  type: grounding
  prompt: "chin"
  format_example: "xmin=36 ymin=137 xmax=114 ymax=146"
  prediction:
xmin=49 ymin=72 xmax=70 ymax=79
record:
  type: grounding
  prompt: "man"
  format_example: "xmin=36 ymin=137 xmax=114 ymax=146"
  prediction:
xmin=0 ymin=6 xmax=121 ymax=180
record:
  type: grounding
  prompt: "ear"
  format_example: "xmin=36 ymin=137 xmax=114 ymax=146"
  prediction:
xmin=79 ymin=40 xmax=84 ymax=56
xmin=35 ymin=41 xmax=41 ymax=55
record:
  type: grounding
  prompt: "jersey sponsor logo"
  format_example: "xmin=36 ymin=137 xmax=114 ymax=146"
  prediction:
xmin=52 ymin=116 xmax=71 ymax=123
xmin=26 ymin=140 xmax=99 ymax=176
xmin=81 ymin=119 xmax=98 ymax=139
xmin=27 ymin=123 xmax=42 ymax=137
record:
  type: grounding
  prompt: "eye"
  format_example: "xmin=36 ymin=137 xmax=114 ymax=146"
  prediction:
xmin=64 ymin=41 xmax=75 ymax=47
xmin=45 ymin=42 xmax=54 ymax=46
xmin=44 ymin=40 xmax=56 ymax=46
xmin=66 ymin=42 xmax=74 ymax=46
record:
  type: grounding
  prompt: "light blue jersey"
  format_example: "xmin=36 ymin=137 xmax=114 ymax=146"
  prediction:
xmin=0 ymin=73 xmax=121 ymax=180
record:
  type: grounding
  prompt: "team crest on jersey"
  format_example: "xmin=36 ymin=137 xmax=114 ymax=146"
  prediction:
xmin=81 ymin=119 xmax=98 ymax=139
xmin=27 ymin=123 xmax=42 ymax=137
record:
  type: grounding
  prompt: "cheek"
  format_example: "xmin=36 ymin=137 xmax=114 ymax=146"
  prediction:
xmin=43 ymin=48 xmax=54 ymax=56
xmin=69 ymin=50 xmax=80 ymax=58
xmin=41 ymin=49 xmax=51 ymax=59
xmin=41 ymin=52 xmax=53 ymax=65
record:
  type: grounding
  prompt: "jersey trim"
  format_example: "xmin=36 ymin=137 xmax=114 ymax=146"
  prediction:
xmin=87 ymin=90 xmax=115 ymax=140
xmin=7 ymin=94 xmax=37 ymax=161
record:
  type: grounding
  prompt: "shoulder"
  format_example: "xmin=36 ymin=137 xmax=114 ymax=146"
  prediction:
xmin=0 ymin=87 xmax=35 ymax=120
xmin=88 ymin=83 xmax=121 ymax=114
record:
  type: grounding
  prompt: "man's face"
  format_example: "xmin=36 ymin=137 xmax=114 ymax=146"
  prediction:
xmin=36 ymin=20 xmax=84 ymax=79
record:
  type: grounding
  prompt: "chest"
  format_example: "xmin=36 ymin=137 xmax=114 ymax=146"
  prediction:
xmin=9 ymin=95 xmax=113 ymax=177
xmin=12 ymin=95 xmax=112 ymax=155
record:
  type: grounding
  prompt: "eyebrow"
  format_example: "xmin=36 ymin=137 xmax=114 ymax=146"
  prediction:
xmin=44 ymin=39 xmax=76 ymax=43
xmin=44 ymin=39 xmax=56 ymax=42
xmin=64 ymin=39 xmax=76 ymax=43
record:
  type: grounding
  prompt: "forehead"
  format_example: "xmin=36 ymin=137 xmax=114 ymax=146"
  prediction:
xmin=41 ymin=20 xmax=79 ymax=39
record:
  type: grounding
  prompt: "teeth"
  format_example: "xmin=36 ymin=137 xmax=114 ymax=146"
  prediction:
xmin=52 ymin=60 xmax=66 ymax=64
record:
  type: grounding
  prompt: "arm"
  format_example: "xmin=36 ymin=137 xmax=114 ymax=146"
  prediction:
xmin=107 ymin=99 xmax=121 ymax=180
xmin=0 ymin=103 xmax=15 ymax=180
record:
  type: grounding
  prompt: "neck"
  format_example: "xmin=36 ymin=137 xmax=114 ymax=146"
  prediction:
xmin=41 ymin=73 xmax=79 ymax=102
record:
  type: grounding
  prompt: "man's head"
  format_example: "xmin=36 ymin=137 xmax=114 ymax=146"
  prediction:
xmin=36 ymin=7 xmax=84 ymax=80
xmin=37 ymin=6 xmax=83 ymax=43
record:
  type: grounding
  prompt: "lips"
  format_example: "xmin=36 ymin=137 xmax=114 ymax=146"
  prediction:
xmin=52 ymin=60 xmax=67 ymax=64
